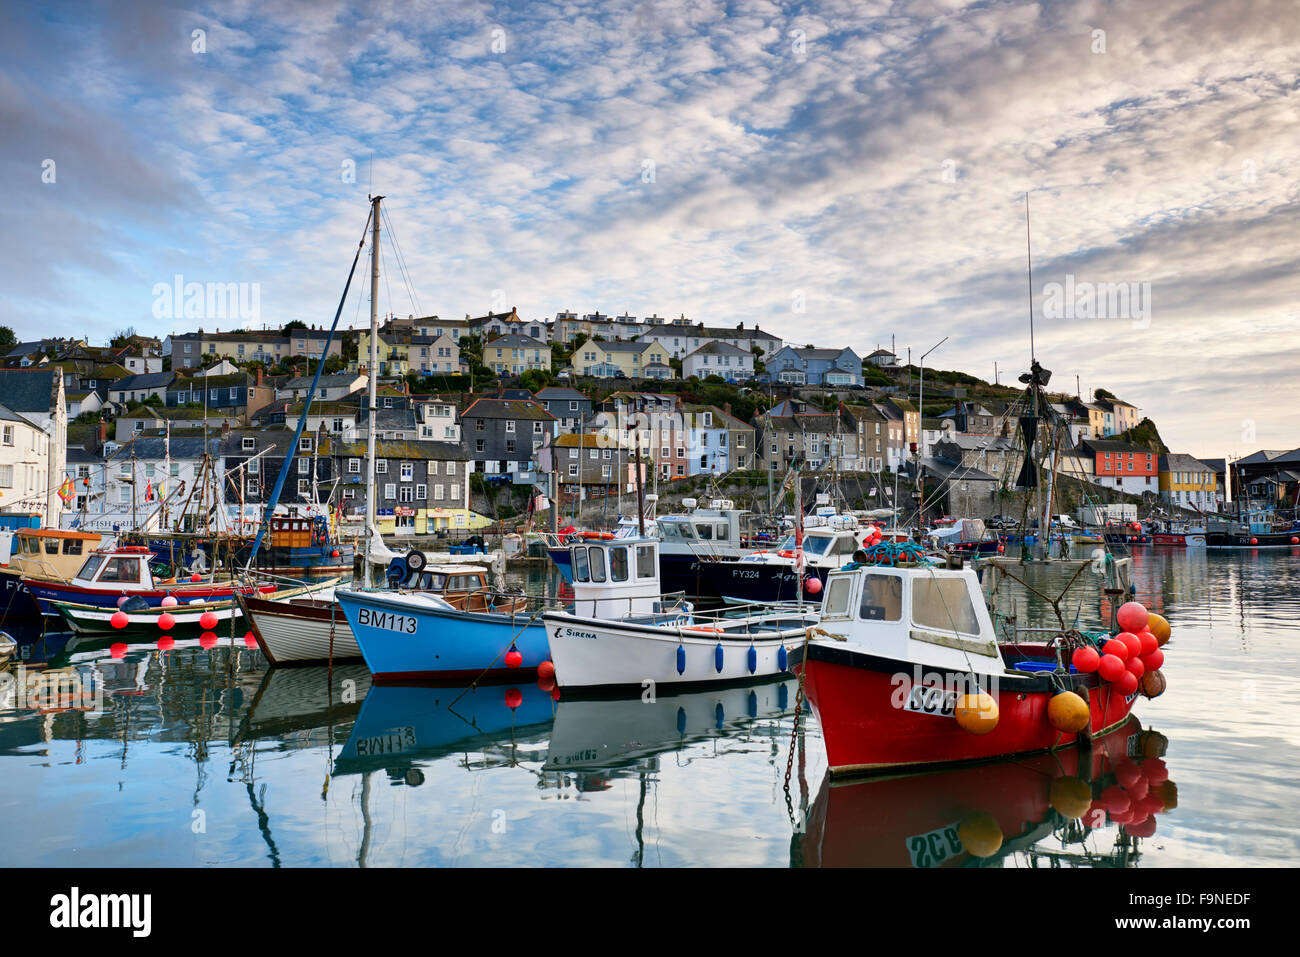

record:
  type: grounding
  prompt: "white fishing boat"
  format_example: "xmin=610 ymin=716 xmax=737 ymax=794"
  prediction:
xmin=544 ymin=532 xmax=818 ymax=692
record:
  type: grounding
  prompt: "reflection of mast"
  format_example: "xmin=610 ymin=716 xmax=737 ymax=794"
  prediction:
xmin=631 ymin=771 xmax=647 ymax=868
xmin=358 ymin=771 xmax=373 ymax=868
xmin=246 ymin=781 xmax=282 ymax=868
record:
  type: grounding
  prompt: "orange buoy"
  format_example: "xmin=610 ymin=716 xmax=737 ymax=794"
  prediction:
xmin=957 ymin=811 xmax=1003 ymax=857
xmin=1047 ymin=691 xmax=1090 ymax=733
xmin=1146 ymin=612 xmax=1171 ymax=646
xmin=954 ymin=692 xmax=999 ymax=735
xmin=1049 ymin=776 xmax=1092 ymax=819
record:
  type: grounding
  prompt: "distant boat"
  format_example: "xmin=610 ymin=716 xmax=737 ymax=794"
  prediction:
xmin=25 ymin=544 xmax=262 ymax=616
xmin=0 ymin=527 xmax=103 ymax=620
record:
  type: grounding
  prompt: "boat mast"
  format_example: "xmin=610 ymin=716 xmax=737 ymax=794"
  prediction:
xmin=363 ymin=195 xmax=383 ymax=588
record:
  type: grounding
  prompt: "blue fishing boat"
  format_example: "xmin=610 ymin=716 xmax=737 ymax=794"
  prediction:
xmin=336 ymin=557 xmax=545 ymax=683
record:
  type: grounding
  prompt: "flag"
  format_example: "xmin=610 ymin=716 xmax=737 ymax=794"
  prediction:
xmin=57 ymin=477 xmax=75 ymax=503
xmin=145 ymin=480 xmax=154 ymax=501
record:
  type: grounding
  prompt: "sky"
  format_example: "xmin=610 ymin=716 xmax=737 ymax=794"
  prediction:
xmin=2 ymin=0 xmax=1297 ymax=458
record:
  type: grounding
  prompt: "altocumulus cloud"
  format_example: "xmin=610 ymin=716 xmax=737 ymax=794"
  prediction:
xmin=2 ymin=0 xmax=1297 ymax=456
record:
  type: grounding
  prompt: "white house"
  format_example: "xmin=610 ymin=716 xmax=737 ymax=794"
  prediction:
xmin=682 ymin=341 xmax=755 ymax=382
xmin=0 ymin=370 xmax=67 ymax=525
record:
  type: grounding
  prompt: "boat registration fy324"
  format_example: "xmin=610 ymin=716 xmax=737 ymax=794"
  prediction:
xmin=357 ymin=607 xmax=418 ymax=634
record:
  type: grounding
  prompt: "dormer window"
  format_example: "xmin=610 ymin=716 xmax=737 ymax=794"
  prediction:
xmin=242 ymin=437 xmax=256 ymax=452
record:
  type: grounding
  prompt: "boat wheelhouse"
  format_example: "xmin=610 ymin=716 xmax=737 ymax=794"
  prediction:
xmin=546 ymin=534 xmax=816 ymax=691
xmin=689 ymin=524 xmax=866 ymax=605
xmin=0 ymin=528 xmax=103 ymax=619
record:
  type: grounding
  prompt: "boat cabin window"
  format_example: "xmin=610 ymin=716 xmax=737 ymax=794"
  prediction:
xmin=822 ymin=576 xmax=852 ymax=618
xmin=609 ymin=546 xmax=629 ymax=582
xmin=410 ymin=571 xmax=446 ymax=591
xmin=859 ymin=573 xmax=903 ymax=621
xmin=98 ymin=557 xmax=143 ymax=584
xmin=22 ymin=537 xmax=39 ymax=554
xmin=802 ymin=536 xmax=833 ymax=557
xmin=63 ymin=538 xmax=84 ymax=555
xmin=636 ymin=545 xmax=656 ymax=579
xmin=658 ymin=521 xmax=683 ymax=541
xmin=446 ymin=574 xmax=484 ymax=592
xmin=695 ymin=523 xmax=713 ymax=540
xmin=829 ymin=535 xmax=859 ymax=556
xmin=911 ymin=576 xmax=981 ymax=635
xmin=573 ymin=547 xmax=590 ymax=582
xmin=677 ymin=523 xmax=697 ymax=541
xmin=588 ymin=546 xmax=607 ymax=583
xmin=45 ymin=538 xmax=60 ymax=555
xmin=77 ymin=554 xmax=106 ymax=580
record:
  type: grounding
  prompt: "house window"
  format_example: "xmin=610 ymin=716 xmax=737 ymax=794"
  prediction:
xmin=399 ymin=486 xmax=414 ymax=503
xmin=590 ymin=449 xmax=598 ymax=460
xmin=400 ymin=462 xmax=413 ymax=481
xmin=248 ymin=459 xmax=260 ymax=475
xmin=505 ymin=420 xmax=515 ymax=433
xmin=434 ymin=483 xmax=445 ymax=500
xmin=533 ymin=421 xmax=543 ymax=434
xmin=242 ymin=437 xmax=256 ymax=452
xmin=416 ymin=484 xmax=427 ymax=500
xmin=297 ymin=479 xmax=310 ymax=495
xmin=446 ymin=462 xmax=456 ymax=475
xmin=300 ymin=436 xmax=313 ymax=452
xmin=376 ymin=460 xmax=387 ymax=473
xmin=298 ymin=460 xmax=309 ymax=475
xmin=429 ymin=461 xmax=439 ymax=475
xmin=348 ymin=458 xmax=360 ymax=473
xmin=568 ymin=465 xmax=578 ymax=477
xmin=476 ymin=439 xmax=485 ymax=452
xmin=384 ymin=483 xmax=396 ymax=500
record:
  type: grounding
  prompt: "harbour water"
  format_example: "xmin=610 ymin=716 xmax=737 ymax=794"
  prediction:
xmin=1 ymin=548 xmax=1296 ymax=867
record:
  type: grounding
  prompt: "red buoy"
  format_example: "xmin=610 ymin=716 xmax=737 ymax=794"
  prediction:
xmin=1116 ymin=670 xmax=1139 ymax=695
xmin=1071 ymin=645 xmax=1100 ymax=673
xmin=1102 ymin=638 xmax=1130 ymax=661
xmin=1138 ymin=630 xmax=1158 ymax=655
xmin=158 ymin=612 xmax=175 ymax=631
xmin=157 ymin=636 xmax=174 ymax=650
xmin=1118 ymin=631 xmax=1142 ymax=658
xmin=199 ymin=611 xmax=218 ymax=631
xmin=1250 ymin=538 xmax=1258 ymax=545
xmin=505 ymin=688 xmax=523 ymax=709
xmin=191 ymin=573 xmax=201 ymax=582
xmin=504 ymin=649 xmax=523 ymax=669
xmin=110 ymin=642 xmax=128 ymax=659
xmin=804 ymin=576 xmax=822 ymax=594
xmin=537 ymin=660 xmax=556 ymax=680
xmin=1116 ymin=601 xmax=1149 ymax=633
xmin=331 ymin=549 xmax=341 ymax=558
xmin=111 ymin=610 xmax=129 ymax=629
xmin=1141 ymin=648 xmax=1165 ymax=671
xmin=1098 ymin=654 xmax=1126 ymax=682
xmin=199 ymin=631 xmax=218 ymax=649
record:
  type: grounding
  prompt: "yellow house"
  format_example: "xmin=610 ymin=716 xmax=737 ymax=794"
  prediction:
xmin=570 ymin=340 xmax=674 ymax=379
xmin=1158 ymin=453 xmax=1217 ymax=511
xmin=356 ymin=330 xmax=410 ymax=377
xmin=485 ymin=334 xmax=551 ymax=376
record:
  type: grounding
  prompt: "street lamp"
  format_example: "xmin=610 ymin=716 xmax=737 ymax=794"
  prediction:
xmin=914 ymin=336 xmax=948 ymax=525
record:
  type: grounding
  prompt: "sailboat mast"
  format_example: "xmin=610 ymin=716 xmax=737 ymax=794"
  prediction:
xmin=363 ymin=195 xmax=383 ymax=589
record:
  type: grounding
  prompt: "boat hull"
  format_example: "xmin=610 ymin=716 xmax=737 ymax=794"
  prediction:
xmin=0 ymin=568 xmax=43 ymax=620
xmin=698 ymin=560 xmax=829 ymax=605
xmin=1206 ymin=530 xmax=1300 ymax=548
xmin=27 ymin=579 xmax=252 ymax=615
xmin=239 ymin=594 xmax=360 ymax=665
xmin=336 ymin=589 xmax=549 ymax=682
xmin=546 ymin=611 xmax=811 ymax=691
xmin=792 ymin=643 xmax=1136 ymax=776
xmin=52 ymin=598 xmax=244 ymax=636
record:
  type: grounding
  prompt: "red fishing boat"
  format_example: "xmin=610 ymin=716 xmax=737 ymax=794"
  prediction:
xmin=789 ymin=550 xmax=1170 ymax=776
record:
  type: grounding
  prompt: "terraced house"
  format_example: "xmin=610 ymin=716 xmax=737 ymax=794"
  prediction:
xmin=461 ymin=397 xmax=557 ymax=480
xmin=762 ymin=346 xmax=862 ymax=387
xmin=333 ymin=440 xmax=478 ymax=535
xmin=485 ymin=334 xmax=551 ymax=376
xmin=570 ymin=340 xmax=674 ymax=379
xmin=165 ymin=370 xmax=276 ymax=424
xmin=1158 ymin=454 xmax=1218 ymax=511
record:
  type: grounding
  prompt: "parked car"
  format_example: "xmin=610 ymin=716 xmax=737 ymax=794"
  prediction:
xmin=987 ymin=515 xmax=1018 ymax=529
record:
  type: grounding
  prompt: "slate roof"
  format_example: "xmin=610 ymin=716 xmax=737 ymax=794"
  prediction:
xmin=461 ymin=397 xmax=555 ymax=420
xmin=0 ymin=370 xmax=59 ymax=413
xmin=109 ymin=372 xmax=175 ymax=392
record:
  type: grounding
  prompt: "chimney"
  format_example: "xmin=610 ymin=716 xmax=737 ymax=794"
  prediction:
xmin=256 ymin=367 xmax=263 ymax=387
xmin=222 ymin=419 xmax=230 ymax=438
xmin=97 ymin=418 xmax=108 ymax=446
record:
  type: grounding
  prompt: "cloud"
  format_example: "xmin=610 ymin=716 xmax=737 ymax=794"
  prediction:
xmin=2 ymin=0 xmax=1297 ymax=456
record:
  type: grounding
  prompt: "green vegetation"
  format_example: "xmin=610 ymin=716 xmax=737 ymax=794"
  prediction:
xmin=0 ymin=326 xmax=15 ymax=348
xmin=1117 ymin=417 xmax=1167 ymax=454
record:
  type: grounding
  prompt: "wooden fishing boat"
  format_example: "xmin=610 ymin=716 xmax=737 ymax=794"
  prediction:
xmin=788 ymin=549 xmax=1163 ymax=777
xmin=241 ymin=559 xmax=525 ymax=666
xmin=25 ymin=544 xmax=256 ymax=616
xmin=50 ymin=579 xmax=337 ymax=636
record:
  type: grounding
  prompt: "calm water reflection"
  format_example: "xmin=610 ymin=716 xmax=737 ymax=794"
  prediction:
xmin=1 ymin=549 xmax=1297 ymax=867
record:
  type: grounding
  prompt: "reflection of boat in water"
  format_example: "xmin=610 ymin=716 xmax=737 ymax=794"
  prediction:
xmin=234 ymin=663 xmax=372 ymax=744
xmin=543 ymin=677 xmax=795 ymax=774
xmin=797 ymin=715 xmax=1176 ymax=867
xmin=333 ymin=683 xmax=556 ymax=780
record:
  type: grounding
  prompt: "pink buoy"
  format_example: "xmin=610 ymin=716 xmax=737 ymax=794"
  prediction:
xmin=161 ymin=595 xmax=178 ymax=608
xmin=804 ymin=576 xmax=822 ymax=594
